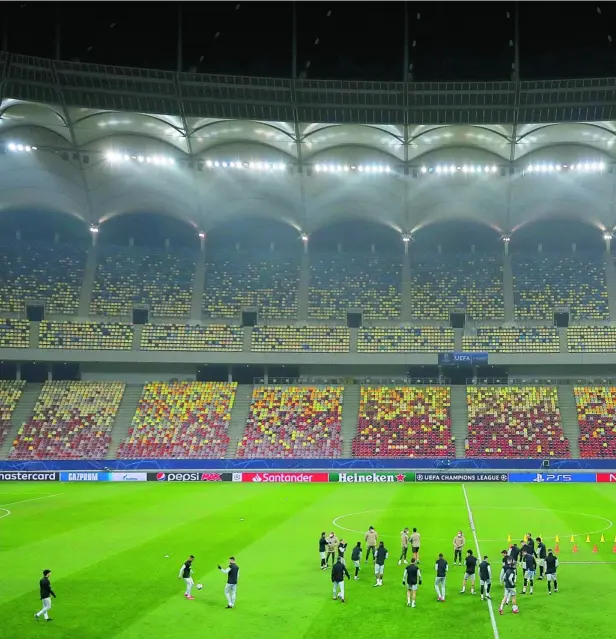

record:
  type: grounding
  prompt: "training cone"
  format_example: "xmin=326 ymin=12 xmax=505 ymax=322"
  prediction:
xmin=601 ymin=534 xmax=605 ymax=543
xmin=507 ymin=533 xmax=512 ymax=543
xmin=586 ymin=534 xmax=591 ymax=543
xmin=593 ymin=544 xmax=598 ymax=553
xmin=572 ymin=544 xmax=579 ymax=553
xmin=613 ymin=544 xmax=616 ymax=553
xmin=555 ymin=534 xmax=560 ymax=543
xmin=554 ymin=544 xmax=560 ymax=554
xmin=570 ymin=535 xmax=575 ymax=543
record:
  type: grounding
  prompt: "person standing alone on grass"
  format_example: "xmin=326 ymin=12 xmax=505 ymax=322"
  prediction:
xmin=399 ymin=527 xmax=409 ymax=565
xmin=452 ymin=530 xmax=465 ymax=566
xmin=479 ymin=555 xmax=492 ymax=601
xmin=374 ymin=541 xmax=388 ymax=587
xmin=403 ymin=558 xmax=422 ymax=608
xmin=319 ymin=532 xmax=327 ymax=570
xmin=460 ymin=549 xmax=477 ymax=594
xmin=434 ymin=553 xmax=448 ymax=602
xmin=218 ymin=557 xmax=239 ymax=609
xmin=499 ymin=550 xmax=508 ymax=585
xmin=351 ymin=541 xmax=362 ymax=580
xmin=410 ymin=527 xmax=421 ymax=564
xmin=178 ymin=555 xmax=195 ymax=600
xmin=326 ymin=532 xmax=338 ymax=567
xmin=545 ymin=549 xmax=559 ymax=594
xmin=331 ymin=556 xmax=350 ymax=603
xmin=499 ymin=558 xmax=519 ymax=615
xmin=34 ymin=569 xmax=55 ymax=622
xmin=365 ymin=526 xmax=378 ymax=563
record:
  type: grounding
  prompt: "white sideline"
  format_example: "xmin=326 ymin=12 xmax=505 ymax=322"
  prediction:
xmin=0 ymin=492 xmax=64 ymax=509
xmin=462 ymin=484 xmax=500 ymax=639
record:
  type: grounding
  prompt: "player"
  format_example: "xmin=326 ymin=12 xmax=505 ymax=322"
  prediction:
xmin=365 ymin=526 xmax=378 ymax=563
xmin=479 ymin=555 xmax=492 ymax=601
xmin=536 ymin=536 xmax=547 ymax=579
xmin=178 ymin=554 xmax=195 ymax=600
xmin=331 ymin=556 xmax=350 ymax=602
xmin=398 ymin=527 xmax=409 ymax=565
xmin=34 ymin=569 xmax=56 ymax=622
xmin=338 ymin=538 xmax=348 ymax=565
xmin=319 ymin=532 xmax=327 ymax=570
xmin=545 ymin=548 xmax=559 ymax=594
xmin=218 ymin=557 xmax=239 ymax=609
xmin=522 ymin=549 xmax=536 ymax=595
xmin=351 ymin=541 xmax=362 ymax=579
xmin=453 ymin=531 xmax=465 ymax=566
xmin=499 ymin=558 xmax=519 ymax=615
xmin=403 ymin=558 xmax=422 ymax=608
xmin=434 ymin=553 xmax=448 ymax=601
xmin=460 ymin=549 xmax=477 ymax=594
xmin=373 ymin=541 xmax=388 ymax=587
xmin=326 ymin=531 xmax=338 ymax=567
xmin=525 ymin=533 xmax=536 ymax=556
xmin=508 ymin=542 xmax=520 ymax=572
xmin=499 ymin=550 xmax=508 ymax=585
xmin=410 ymin=527 xmax=421 ymax=563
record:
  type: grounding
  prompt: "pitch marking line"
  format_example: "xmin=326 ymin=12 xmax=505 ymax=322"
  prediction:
xmin=0 ymin=492 xmax=64 ymax=521
xmin=462 ymin=484 xmax=500 ymax=639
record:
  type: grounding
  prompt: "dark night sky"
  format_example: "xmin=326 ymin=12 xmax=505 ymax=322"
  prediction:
xmin=2 ymin=2 xmax=616 ymax=81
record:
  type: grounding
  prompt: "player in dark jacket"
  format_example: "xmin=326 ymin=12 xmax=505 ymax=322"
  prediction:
xmin=331 ymin=557 xmax=350 ymax=602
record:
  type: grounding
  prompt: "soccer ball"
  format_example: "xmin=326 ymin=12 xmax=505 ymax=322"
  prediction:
xmin=196 ymin=584 xmax=203 ymax=590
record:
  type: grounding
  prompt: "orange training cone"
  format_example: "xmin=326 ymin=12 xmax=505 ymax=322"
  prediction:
xmin=555 ymin=534 xmax=560 ymax=543
xmin=570 ymin=535 xmax=575 ymax=543
xmin=593 ymin=544 xmax=598 ymax=553
xmin=601 ymin=534 xmax=605 ymax=543
xmin=554 ymin=543 xmax=560 ymax=554
xmin=586 ymin=534 xmax=591 ymax=543
xmin=613 ymin=544 xmax=616 ymax=554
xmin=572 ymin=544 xmax=579 ymax=553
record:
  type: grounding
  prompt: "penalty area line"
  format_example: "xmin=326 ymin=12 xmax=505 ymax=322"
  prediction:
xmin=0 ymin=492 xmax=64 ymax=509
xmin=462 ymin=484 xmax=500 ymax=639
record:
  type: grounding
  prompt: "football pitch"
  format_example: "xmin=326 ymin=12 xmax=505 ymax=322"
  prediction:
xmin=1 ymin=482 xmax=615 ymax=639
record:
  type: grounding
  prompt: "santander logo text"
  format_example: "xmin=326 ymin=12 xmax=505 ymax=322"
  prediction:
xmin=241 ymin=472 xmax=329 ymax=483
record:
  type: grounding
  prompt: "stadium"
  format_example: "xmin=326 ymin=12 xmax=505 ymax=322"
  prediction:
xmin=1 ymin=4 xmax=616 ymax=639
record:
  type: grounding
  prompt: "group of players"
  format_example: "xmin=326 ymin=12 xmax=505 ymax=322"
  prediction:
xmin=319 ymin=527 xmax=560 ymax=612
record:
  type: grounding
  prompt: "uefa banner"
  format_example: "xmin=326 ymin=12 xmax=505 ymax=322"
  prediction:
xmin=330 ymin=472 xmax=415 ymax=483
xmin=509 ymin=473 xmax=597 ymax=483
xmin=147 ymin=472 xmax=233 ymax=482
xmin=415 ymin=472 xmax=508 ymax=482
xmin=597 ymin=473 xmax=616 ymax=483
xmin=239 ymin=472 xmax=329 ymax=483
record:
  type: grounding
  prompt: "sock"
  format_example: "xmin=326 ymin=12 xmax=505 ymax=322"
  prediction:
xmin=554 ymin=580 xmax=558 ymax=590
xmin=487 ymin=583 xmax=491 ymax=594
xmin=339 ymin=582 xmax=345 ymax=600
xmin=355 ymin=567 xmax=359 ymax=577
xmin=442 ymin=585 xmax=446 ymax=598
xmin=480 ymin=585 xmax=484 ymax=596
xmin=435 ymin=584 xmax=441 ymax=598
xmin=523 ymin=578 xmax=527 ymax=587
xmin=530 ymin=580 xmax=534 ymax=591
xmin=547 ymin=581 xmax=551 ymax=592
xmin=539 ymin=566 xmax=544 ymax=577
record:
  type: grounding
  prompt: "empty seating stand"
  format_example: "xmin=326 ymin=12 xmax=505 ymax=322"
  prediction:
xmin=141 ymin=324 xmax=243 ymax=351
xmin=0 ymin=380 xmax=25 ymax=448
xmin=40 ymin=321 xmax=133 ymax=350
xmin=463 ymin=327 xmax=559 ymax=353
xmin=574 ymin=386 xmax=616 ymax=458
xmin=358 ymin=327 xmax=454 ymax=352
xmin=251 ymin=326 xmax=350 ymax=352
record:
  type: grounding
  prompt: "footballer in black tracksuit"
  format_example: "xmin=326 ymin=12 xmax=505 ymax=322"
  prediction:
xmin=536 ymin=538 xmax=547 ymax=579
xmin=461 ymin=551 xmax=477 ymax=593
xmin=331 ymin=558 xmax=350 ymax=602
xmin=403 ymin=561 xmax=422 ymax=607
xmin=337 ymin=541 xmax=348 ymax=565
xmin=545 ymin=551 xmax=559 ymax=593
xmin=522 ymin=552 xmax=537 ymax=594
xmin=351 ymin=542 xmax=362 ymax=578
xmin=479 ymin=558 xmax=492 ymax=599
xmin=319 ymin=533 xmax=327 ymax=570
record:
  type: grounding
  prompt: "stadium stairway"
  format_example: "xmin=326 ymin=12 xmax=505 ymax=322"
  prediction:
xmin=132 ymin=325 xmax=143 ymax=350
xmin=605 ymin=254 xmax=616 ymax=322
xmin=0 ymin=383 xmax=43 ymax=459
xmin=190 ymin=250 xmax=206 ymax=320
xmin=502 ymin=253 xmax=514 ymax=322
xmin=450 ymin=386 xmax=468 ymax=458
xmin=401 ymin=251 xmax=411 ymax=322
xmin=298 ymin=252 xmax=309 ymax=320
xmin=341 ymin=385 xmax=360 ymax=457
xmin=105 ymin=384 xmax=144 ymax=459
xmin=78 ymin=245 xmax=98 ymax=316
xmin=558 ymin=328 xmax=568 ymax=353
xmin=556 ymin=385 xmax=581 ymax=458
xmin=29 ymin=321 xmax=39 ymax=348
xmin=243 ymin=327 xmax=252 ymax=352
xmin=225 ymin=384 xmax=253 ymax=458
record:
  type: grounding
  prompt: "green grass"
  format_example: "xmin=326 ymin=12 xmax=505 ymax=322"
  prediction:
xmin=1 ymin=482 xmax=615 ymax=639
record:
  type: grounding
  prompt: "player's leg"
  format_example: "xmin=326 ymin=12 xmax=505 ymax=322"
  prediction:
xmin=470 ymin=574 xmax=475 ymax=594
xmin=522 ymin=572 xmax=528 ymax=594
xmin=529 ymin=571 xmax=534 ymax=594
xmin=339 ymin=580 xmax=345 ymax=602
xmin=486 ymin=580 xmax=491 ymax=599
xmin=333 ymin=581 xmax=338 ymax=600
xmin=434 ymin=577 xmax=441 ymax=599
xmin=320 ymin=551 xmax=326 ymax=569
xmin=442 ymin=577 xmax=446 ymax=600
xmin=231 ymin=584 xmax=237 ymax=607
xmin=460 ymin=572 xmax=467 ymax=593
xmin=511 ymin=593 xmax=519 ymax=613
xmin=554 ymin=576 xmax=558 ymax=592
xmin=406 ymin=586 xmax=411 ymax=606
xmin=224 ymin=584 xmax=233 ymax=608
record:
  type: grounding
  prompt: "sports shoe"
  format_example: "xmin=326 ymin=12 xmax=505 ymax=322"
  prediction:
xmin=186 ymin=596 xmax=195 ymax=600
xmin=499 ymin=608 xmax=503 ymax=615
xmin=403 ymin=560 xmax=408 ymax=564
xmin=354 ymin=576 xmax=359 ymax=580
xmin=480 ymin=596 xmax=484 ymax=601
xmin=407 ymin=602 xmax=411 ymax=607
xmin=340 ymin=598 xmax=345 ymax=603
xmin=398 ymin=560 xmax=402 ymax=565
xmin=486 ymin=594 xmax=491 ymax=600
xmin=548 ymin=591 xmax=552 ymax=595
xmin=226 ymin=605 xmax=233 ymax=609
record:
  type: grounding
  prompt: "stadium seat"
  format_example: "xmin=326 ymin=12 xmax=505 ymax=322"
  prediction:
xmin=0 ymin=318 xmax=30 ymax=348
xmin=0 ymin=241 xmax=86 ymax=314
xmin=574 ymin=386 xmax=616 ymax=458
xmin=513 ymin=253 xmax=608 ymax=320
xmin=567 ymin=326 xmax=616 ymax=352
xmin=91 ymin=247 xmax=195 ymax=317
xmin=352 ymin=386 xmax=454 ymax=457
xmin=308 ymin=253 xmax=401 ymax=320
xmin=410 ymin=254 xmax=504 ymax=320
xmin=141 ymin=324 xmax=243 ymax=351
xmin=358 ymin=327 xmax=454 ymax=352
xmin=466 ymin=386 xmax=570 ymax=458
xmin=251 ymin=326 xmax=350 ymax=352
xmin=116 ymin=382 xmax=237 ymax=459
xmin=462 ymin=327 xmax=559 ymax=353
xmin=39 ymin=321 xmax=133 ymax=350
xmin=9 ymin=381 xmax=125 ymax=460
xmin=0 ymin=380 xmax=26 ymax=449
xmin=237 ymin=386 xmax=343 ymax=458
xmin=203 ymin=252 xmax=299 ymax=320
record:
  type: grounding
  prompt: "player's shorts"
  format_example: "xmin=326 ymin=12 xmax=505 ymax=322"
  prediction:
xmin=338 ymin=555 xmax=346 ymax=565
xmin=463 ymin=572 xmax=475 ymax=581
xmin=320 ymin=552 xmax=326 ymax=560
xmin=374 ymin=563 xmax=385 ymax=575
xmin=407 ymin=584 xmax=418 ymax=591
xmin=353 ymin=560 xmax=361 ymax=568
xmin=505 ymin=588 xmax=516 ymax=597
xmin=538 ymin=558 xmax=546 ymax=568
xmin=480 ymin=579 xmax=491 ymax=587
xmin=412 ymin=546 xmax=420 ymax=554
xmin=435 ymin=576 xmax=446 ymax=587
xmin=546 ymin=573 xmax=557 ymax=582
xmin=525 ymin=570 xmax=536 ymax=580
xmin=499 ymin=569 xmax=505 ymax=582
xmin=184 ymin=577 xmax=194 ymax=586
